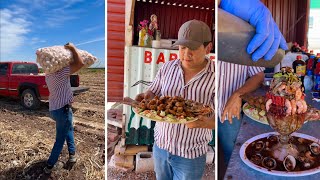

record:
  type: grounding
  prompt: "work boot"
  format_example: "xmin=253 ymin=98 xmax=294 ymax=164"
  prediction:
xmin=43 ymin=162 xmax=64 ymax=174
xmin=43 ymin=165 xmax=53 ymax=174
xmin=68 ymin=154 xmax=77 ymax=163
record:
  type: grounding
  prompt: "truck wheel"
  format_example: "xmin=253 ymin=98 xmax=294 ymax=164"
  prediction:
xmin=21 ymin=89 xmax=41 ymax=109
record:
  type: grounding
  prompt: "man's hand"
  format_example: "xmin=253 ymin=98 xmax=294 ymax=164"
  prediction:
xmin=221 ymin=92 xmax=242 ymax=124
xmin=64 ymin=42 xmax=76 ymax=50
xmin=186 ymin=115 xmax=215 ymax=129
xmin=65 ymin=42 xmax=84 ymax=74
xmin=135 ymin=90 xmax=155 ymax=102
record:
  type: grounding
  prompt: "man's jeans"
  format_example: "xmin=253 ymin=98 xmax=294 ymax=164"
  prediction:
xmin=218 ymin=117 xmax=241 ymax=164
xmin=47 ymin=105 xmax=75 ymax=166
xmin=153 ymin=144 xmax=206 ymax=180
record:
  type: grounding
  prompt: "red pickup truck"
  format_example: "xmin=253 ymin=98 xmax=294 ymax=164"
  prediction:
xmin=0 ymin=61 xmax=88 ymax=109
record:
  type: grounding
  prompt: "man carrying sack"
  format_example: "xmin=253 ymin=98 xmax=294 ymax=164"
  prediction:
xmin=43 ymin=43 xmax=84 ymax=174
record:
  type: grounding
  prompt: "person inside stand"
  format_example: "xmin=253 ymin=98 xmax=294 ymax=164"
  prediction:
xmin=135 ymin=20 xmax=215 ymax=180
xmin=43 ymin=43 xmax=84 ymax=174
xmin=217 ymin=0 xmax=288 ymax=178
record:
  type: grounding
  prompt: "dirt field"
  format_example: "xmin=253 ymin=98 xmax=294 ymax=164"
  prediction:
xmin=107 ymin=160 xmax=215 ymax=180
xmin=0 ymin=69 xmax=105 ymax=180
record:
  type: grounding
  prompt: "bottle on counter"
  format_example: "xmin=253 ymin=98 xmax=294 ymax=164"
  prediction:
xmin=310 ymin=50 xmax=315 ymax=56
xmin=314 ymin=59 xmax=320 ymax=91
xmin=307 ymin=55 xmax=316 ymax=72
xmin=291 ymin=42 xmax=301 ymax=53
xmin=314 ymin=53 xmax=320 ymax=69
xmin=301 ymin=46 xmax=306 ymax=54
xmin=304 ymin=49 xmax=313 ymax=59
xmin=305 ymin=50 xmax=315 ymax=61
xmin=314 ymin=54 xmax=320 ymax=74
xmin=304 ymin=70 xmax=314 ymax=91
xmin=293 ymin=55 xmax=306 ymax=91
xmin=314 ymin=75 xmax=320 ymax=92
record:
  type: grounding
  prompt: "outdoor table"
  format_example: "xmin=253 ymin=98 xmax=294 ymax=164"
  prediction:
xmin=224 ymin=89 xmax=320 ymax=180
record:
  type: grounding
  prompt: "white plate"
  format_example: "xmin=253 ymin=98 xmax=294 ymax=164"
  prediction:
xmin=242 ymin=103 xmax=269 ymax=125
xmin=240 ymin=132 xmax=320 ymax=177
xmin=242 ymin=103 xmax=308 ymax=125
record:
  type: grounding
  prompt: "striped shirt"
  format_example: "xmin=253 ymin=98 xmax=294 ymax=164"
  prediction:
xmin=149 ymin=59 xmax=215 ymax=159
xmin=45 ymin=66 xmax=73 ymax=111
xmin=217 ymin=61 xmax=265 ymax=120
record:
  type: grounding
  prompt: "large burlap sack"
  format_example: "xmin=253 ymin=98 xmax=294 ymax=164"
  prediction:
xmin=36 ymin=46 xmax=97 ymax=74
xmin=218 ymin=8 xmax=284 ymax=67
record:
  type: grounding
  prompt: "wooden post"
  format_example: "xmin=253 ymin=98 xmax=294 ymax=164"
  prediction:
xmin=120 ymin=114 xmax=126 ymax=147
xmin=122 ymin=0 xmax=136 ymax=147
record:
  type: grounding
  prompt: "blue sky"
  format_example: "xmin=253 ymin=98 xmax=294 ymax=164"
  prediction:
xmin=0 ymin=0 xmax=105 ymax=67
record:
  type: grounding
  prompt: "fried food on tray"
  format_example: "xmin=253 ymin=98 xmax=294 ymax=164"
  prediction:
xmin=122 ymin=96 xmax=213 ymax=122
xmin=241 ymin=94 xmax=266 ymax=111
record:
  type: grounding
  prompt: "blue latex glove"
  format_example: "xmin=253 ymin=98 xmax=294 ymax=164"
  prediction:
xmin=220 ymin=0 xmax=288 ymax=61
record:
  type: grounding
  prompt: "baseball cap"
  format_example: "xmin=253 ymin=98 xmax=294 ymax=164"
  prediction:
xmin=172 ymin=20 xmax=212 ymax=50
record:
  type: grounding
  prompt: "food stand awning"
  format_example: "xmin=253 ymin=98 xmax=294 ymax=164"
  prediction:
xmin=133 ymin=0 xmax=214 ymax=44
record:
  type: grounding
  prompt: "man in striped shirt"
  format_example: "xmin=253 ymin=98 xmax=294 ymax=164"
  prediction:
xmin=43 ymin=43 xmax=84 ymax=174
xmin=217 ymin=61 xmax=265 ymax=164
xmin=136 ymin=20 xmax=215 ymax=180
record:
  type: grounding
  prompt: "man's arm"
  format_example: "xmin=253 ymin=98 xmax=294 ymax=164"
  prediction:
xmin=135 ymin=90 xmax=156 ymax=102
xmin=186 ymin=115 xmax=215 ymax=129
xmin=233 ymin=71 xmax=265 ymax=97
xmin=221 ymin=71 xmax=264 ymax=123
xmin=187 ymin=91 xmax=215 ymax=129
xmin=65 ymin=43 xmax=85 ymax=74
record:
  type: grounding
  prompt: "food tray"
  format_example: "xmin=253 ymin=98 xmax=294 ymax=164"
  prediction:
xmin=240 ymin=132 xmax=320 ymax=177
xmin=242 ymin=103 xmax=268 ymax=125
xmin=133 ymin=108 xmax=198 ymax=124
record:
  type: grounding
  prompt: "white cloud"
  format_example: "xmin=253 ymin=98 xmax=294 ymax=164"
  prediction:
xmin=7 ymin=5 xmax=29 ymax=15
xmin=0 ymin=8 xmax=31 ymax=55
xmin=30 ymin=37 xmax=46 ymax=45
xmin=50 ymin=0 xmax=84 ymax=13
xmin=81 ymin=25 xmax=104 ymax=33
xmin=1 ymin=0 xmax=96 ymax=59
xmin=45 ymin=14 xmax=78 ymax=27
xmin=43 ymin=0 xmax=86 ymax=28
xmin=75 ymin=37 xmax=105 ymax=46
xmin=17 ymin=0 xmax=57 ymax=9
xmin=14 ymin=0 xmax=85 ymax=28
xmin=56 ymin=0 xmax=84 ymax=10
xmin=91 ymin=0 xmax=105 ymax=7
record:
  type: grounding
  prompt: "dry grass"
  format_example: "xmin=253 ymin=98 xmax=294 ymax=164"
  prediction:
xmin=0 ymin=69 xmax=105 ymax=180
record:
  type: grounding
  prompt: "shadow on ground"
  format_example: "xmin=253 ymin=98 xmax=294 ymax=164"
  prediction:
xmin=0 ymin=160 xmax=50 ymax=180
xmin=0 ymin=160 xmax=77 ymax=180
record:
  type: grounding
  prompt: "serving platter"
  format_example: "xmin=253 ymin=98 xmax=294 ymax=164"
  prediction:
xmin=240 ymin=132 xmax=320 ymax=177
xmin=242 ymin=103 xmax=309 ymax=125
xmin=133 ymin=107 xmax=198 ymax=124
xmin=242 ymin=103 xmax=268 ymax=125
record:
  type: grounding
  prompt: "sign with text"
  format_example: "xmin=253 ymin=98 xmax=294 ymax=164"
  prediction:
xmin=143 ymin=50 xmax=215 ymax=64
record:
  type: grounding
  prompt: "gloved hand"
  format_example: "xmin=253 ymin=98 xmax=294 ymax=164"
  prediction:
xmin=220 ymin=0 xmax=288 ymax=61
